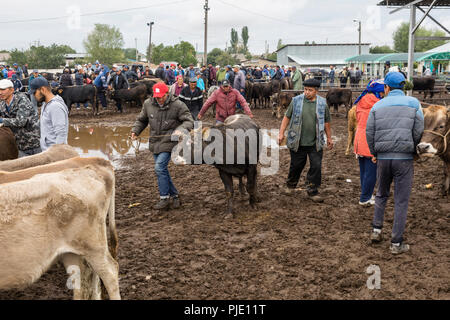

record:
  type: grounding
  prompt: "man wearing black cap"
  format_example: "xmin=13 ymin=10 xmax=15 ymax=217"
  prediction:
xmin=29 ymin=77 xmax=69 ymax=151
xmin=179 ymin=78 xmax=204 ymax=120
xmin=278 ymin=78 xmax=333 ymax=202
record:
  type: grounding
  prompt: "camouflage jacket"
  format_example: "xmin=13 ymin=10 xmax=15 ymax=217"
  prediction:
xmin=0 ymin=92 xmax=40 ymax=151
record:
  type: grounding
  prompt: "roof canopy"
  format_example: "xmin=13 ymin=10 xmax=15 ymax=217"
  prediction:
xmin=346 ymin=51 xmax=450 ymax=63
xmin=378 ymin=0 xmax=450 ymax=6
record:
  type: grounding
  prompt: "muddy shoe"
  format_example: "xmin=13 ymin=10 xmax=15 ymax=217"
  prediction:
xmin=390 ymin=242 xmax=410 ymax=255
xmin=309 ymin=194 xmax=324 ymax=203
xmin=171 ymin=196 xmax=181 ymax=209
xmin=370 ymin=229 xmax=382 ymax=243
xmin=154 ymin=198 xmax=171 ymax=210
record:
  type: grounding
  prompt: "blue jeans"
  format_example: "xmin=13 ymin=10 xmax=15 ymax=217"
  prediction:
xmin=358 ymin=156 xmax=377 ymax=202
xmin=236 ymin=90 xmax=245 ymax=110
xmin=77 ymin=102 xmax=89 ymax=108
xmin=154 ymin=152 xmax=178 ymax=199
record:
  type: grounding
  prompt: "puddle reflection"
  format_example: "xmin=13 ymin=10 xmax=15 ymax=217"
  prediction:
xmin=68 ymin=125 xmax=149 ymax=164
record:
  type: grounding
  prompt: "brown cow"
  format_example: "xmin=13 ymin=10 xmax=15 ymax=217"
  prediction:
xmin=345 ymin=106 xmax=357 ymax=155
xmin=326 ymin=88 xmax=352 ymax=116
xmin=0 ymin=144 xmax=78 ymax=172
xmin=417 ymin=105 xmax=450 ymax=195
xmin=0 ymin=127 xmax=18 ymax=161
xmin=273 ymin=91 xmax=297 ymax=119
xmin=0 ymin=159 xmax=120 ymax=299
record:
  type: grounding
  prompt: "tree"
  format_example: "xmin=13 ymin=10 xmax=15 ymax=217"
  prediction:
xmin=148 ymin=41 xmax=197 ymax=67
xmin=8 ymin=44 xmax=76 ymax=69
xmin=230 ymin=28 xmax=239 ymax=54
xmin=393 ymin=22 xmax=448 ymax=52
xmin=370 ymin=45 xmax=396 ymax=53
xmin=207 ymin=48 xmax=237 ymax=67
xmin=83 ymin=24 xmax=124 ymax=65
xmin=241 ymin=26 xmax=249 ymax=54
xmin=277 ymin=39 xmax=283 ymax=50
xmin=123 ymin=48 xmax=137 ymax=61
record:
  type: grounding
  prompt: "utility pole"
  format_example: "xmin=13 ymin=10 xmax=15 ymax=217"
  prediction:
xmin=353 ymin=19 xmax=362 ymax=55
xmin=135 ymin=38 xmax=138 ymax=62
xmin=203 ymin=0 xmax=209 ymax=66
xmin=147 ymin=22 xmax=154 ymax=65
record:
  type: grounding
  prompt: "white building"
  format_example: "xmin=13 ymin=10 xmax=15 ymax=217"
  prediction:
xmin=276 ymin=43 xmax=370 ymax=68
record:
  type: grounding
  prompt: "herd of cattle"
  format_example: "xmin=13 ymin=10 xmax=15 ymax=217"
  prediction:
xmin=0 ymin=71 xmax=447 ymax=299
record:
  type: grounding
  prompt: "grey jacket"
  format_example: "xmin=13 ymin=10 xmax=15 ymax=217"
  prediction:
xmin=233 ymin=71 xmax=246 ymax=91
xmin=366 ymin=90 xmax=424 ymax=160
xmin=40 ymin=95 xmax=69 ymax=151
xmin=132 ymin=94 xmax=194 ymax=154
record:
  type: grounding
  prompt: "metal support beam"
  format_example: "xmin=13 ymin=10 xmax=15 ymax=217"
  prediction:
xmin=389 ymin=0 xmax=424 ymax=14
xmin=412 ymin=0 xmax=438 ymax=34
xmin=417 ymin=6 xmax=450 ymax=34
xmin=416 ymin=36 xmax=450 ymax=40
xmin=407 ymin=4 xmax=416 ymax=94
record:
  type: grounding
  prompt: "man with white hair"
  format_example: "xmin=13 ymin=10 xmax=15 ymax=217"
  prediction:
xmin=0 ymin=79 xmax=41 ymax=157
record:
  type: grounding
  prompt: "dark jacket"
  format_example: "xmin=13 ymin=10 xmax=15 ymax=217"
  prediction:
xmin=208 ymin=67 xmax=216 ymax=82
xmin=155 ymin=67 xmax=165 ymax=81
xmin=366 ymin=90 xmax=424 ymax=160
xmin=75 ymin=72 xmax=85 ymax=86
xmin=131 ymin=94 xmax=194 ymax=154
xmin=125 ymin=70 xmax=139 ymax=81
xmin=178 ymin=86 xmax=203 ymax=118
xmin=111 ymin=73 xmax=129 ymax=90
xmin=59 ymin=73 xmax=73 ymax=87
xmin=0 ymin=92 xmax=40 ymax=151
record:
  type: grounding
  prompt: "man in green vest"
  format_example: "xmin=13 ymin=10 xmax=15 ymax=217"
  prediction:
xmin=278 ymin=78 xmax=333 ymax=202
xmin=291 ymin=66 xmax=303 ymax=91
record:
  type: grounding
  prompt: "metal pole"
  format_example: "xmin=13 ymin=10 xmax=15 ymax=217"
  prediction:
xmin=135 ymin=38 xmax=138 ymax=62
xmin=407 ymin=4 xmax=416 ymax=95
xmin=147 ymin=22 xmax=154 ymax=65
xmin=204 ymin=0 xmax=209 ymax=66
xmin=358 ymin=21 xmax=362 ymax=55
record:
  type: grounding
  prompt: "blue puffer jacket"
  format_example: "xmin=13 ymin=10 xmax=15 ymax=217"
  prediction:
xmin=366 ymin=89 xmax=424 ymax=160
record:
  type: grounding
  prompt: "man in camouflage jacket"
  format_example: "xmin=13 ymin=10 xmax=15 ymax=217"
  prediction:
xmin=0 ymin=79 xmax=41 ymax=157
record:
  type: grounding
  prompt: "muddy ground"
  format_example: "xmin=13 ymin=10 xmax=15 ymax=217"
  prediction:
xmin=1 ymin=104 xmax=449 ymax=300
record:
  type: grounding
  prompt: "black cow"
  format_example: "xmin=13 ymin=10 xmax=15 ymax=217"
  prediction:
xmin=326 ymin=88 xmax=352 ymax=116
xmin=55 ymin=85 xmax=97 ymax=115
xmin=413 ymin=77 xmax=435 ymax=99
xmin=130 ymin=79 xmax=161 ymax=96
xmin=109 ymin=84 xmax=148 ymax=111
xmin=245 ymin=80 xmax=254 ymax=108
xmin=273 ymin=91 xmax=297 ymax=119
xmin=177 ymin=114 xmax=260 ymax=215
xmin=251 ymin=82 xmax=264 ymax=109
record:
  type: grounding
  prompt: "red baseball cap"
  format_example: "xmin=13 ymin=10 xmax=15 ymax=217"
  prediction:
xmin=153 ymin=82 xmax=169 ymax=98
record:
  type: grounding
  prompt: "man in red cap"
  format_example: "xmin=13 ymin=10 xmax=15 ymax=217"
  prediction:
xmin=131 ymin=82 xmax=194 ymax=210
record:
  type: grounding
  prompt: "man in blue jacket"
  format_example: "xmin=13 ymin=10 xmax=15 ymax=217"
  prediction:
xmin=366 ymin=72 xmax=424 ymax=255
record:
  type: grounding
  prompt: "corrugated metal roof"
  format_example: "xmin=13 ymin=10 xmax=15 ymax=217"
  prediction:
xmin=277 ymin=43 xmax=370 ymax=53
xmin=378 ymin=0 xmax=450 ymax=6
xmin=346 ymin=51 xmax=450 ymax=63
xmin=426 ymin=42 xmax=450 ymax=53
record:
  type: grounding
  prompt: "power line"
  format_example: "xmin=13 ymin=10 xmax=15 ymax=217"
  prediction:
xmin=0 ymin=0 xmax=191 ymax=24
xmin=216 ymin=0 xmax=337 ymax=29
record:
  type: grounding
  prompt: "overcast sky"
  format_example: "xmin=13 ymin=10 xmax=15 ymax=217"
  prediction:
xmin=0 ymin=0 xmax=448 ymax=54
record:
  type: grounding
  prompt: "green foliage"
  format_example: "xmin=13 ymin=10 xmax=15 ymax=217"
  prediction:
xmin=241 ymin=26 xmax=249 ymax=53
xmin=370 ymin=45 xmax=396 ymax=54
xmin=83 ymin=24 xmax=124 ymax=66
xmin=393 ymin=22 xmax=448 ymax=52
xmin=230 ymin=28 xmax=239 ymax=54
xmin=7 ymin=44 xmax=76 ymax=69
xmin=207 ymin=48 xmax=237 ymax=67
xmin=149 ymin=41 xmax=197 ymax=67
xmin=123 ymin=48 xmax=138 ymax=61
xmin=277 ymin=39 xmax=283 ymax=50
xmin=267 ymin=52 xmax=277 ymax=61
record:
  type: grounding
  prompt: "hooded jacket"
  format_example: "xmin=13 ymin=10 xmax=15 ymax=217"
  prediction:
xmin=198 ymin=86 xmax=252 ymax=122
xmin=131 ymin=93 xmax=194 ymax=154
xmin=40 ymin=95 xmax=69 ymax=151
xmin=354 ymin=94 xmax=380 ymax=157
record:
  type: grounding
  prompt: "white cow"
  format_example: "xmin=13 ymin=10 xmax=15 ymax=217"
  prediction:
xmin=0 ymin=160 xmax=120 ymax=300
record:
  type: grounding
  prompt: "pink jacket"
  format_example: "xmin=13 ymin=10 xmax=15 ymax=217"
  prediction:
xmin=198 ymin=87 xmax=252 ymax=122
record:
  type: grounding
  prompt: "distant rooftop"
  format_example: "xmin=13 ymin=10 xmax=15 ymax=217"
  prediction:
xmin=378 ymin=0 xmax=450 ymax=6
xmin=277 ymin=43 xmax=371 ymax=53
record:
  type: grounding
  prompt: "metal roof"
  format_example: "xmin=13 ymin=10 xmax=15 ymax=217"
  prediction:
xmin=277 ymin=43 xmax=371 ymax=53
xmin=378 ymin=0 xmax=450 ymax=6
xmin=288 ymin=55 xmax=347 ymax=66
xmin=346 ymin=51 xmax=450 ymax=63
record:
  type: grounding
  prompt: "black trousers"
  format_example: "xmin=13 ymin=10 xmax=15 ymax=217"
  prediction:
xmin=287 ymin=146 xmax=323 ymax=192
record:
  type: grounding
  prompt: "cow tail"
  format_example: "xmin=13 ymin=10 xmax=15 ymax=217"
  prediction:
xmin=108 ymin=178 xmax=119 ymax=260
